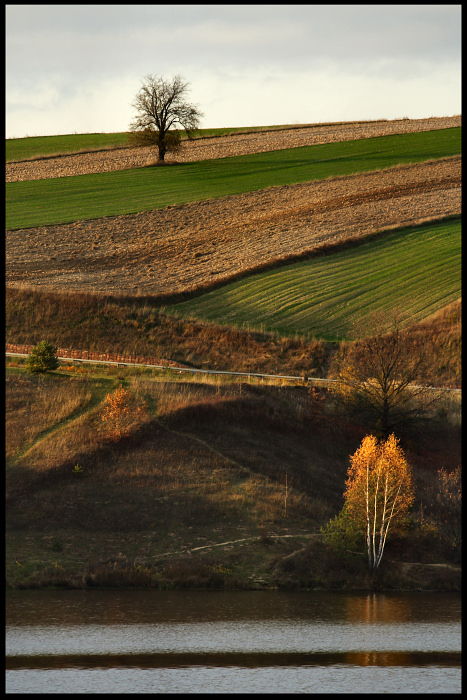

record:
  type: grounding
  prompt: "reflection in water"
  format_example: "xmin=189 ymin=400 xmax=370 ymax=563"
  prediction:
xmin=6 ymin=650 xmax=461 ymax=670
xmin=6 ymin=589 xmax=461 ymax=627
xmin=344 ymin=651 xmax=449 ymax=667
xmin=345 ymin=591 xmax=413 ymax=624
xmin=6 ymin=590 xmax=461 ymax=694
xmin=346 ymin=592 xmax=413 ymax=623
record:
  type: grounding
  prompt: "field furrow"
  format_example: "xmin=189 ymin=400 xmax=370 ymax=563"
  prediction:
xmin=6 ymin=156 xmax=460 ymax=298
xmin=6 ymin=116 xmax=460 ymax=182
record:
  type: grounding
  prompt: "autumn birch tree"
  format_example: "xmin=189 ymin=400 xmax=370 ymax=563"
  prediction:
xmin=344 ymin=434 xmax=414 ymax=571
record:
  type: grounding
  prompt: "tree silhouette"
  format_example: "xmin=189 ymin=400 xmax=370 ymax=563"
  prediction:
xmin=331 ymin=315 xmax=436 ymax=438
xmin=129 ymin=74 xmax=203 ymax=162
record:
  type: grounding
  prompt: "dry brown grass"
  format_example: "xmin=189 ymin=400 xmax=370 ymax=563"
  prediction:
xmin=5 ymin=373 xmax=92 ymax=460
xmin=9 ymin=387 xmax=150 ymax=476
xmin=5 ymin=287 xmax=461 ymax=387
xmin=5 ymin=286 xmax=335 ymax=378
xmin=5 ymin=367 xmax=461 ymax=590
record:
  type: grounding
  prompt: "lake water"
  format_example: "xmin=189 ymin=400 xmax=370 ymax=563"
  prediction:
xmin=6 ymin=589 xmax=461 ymax=694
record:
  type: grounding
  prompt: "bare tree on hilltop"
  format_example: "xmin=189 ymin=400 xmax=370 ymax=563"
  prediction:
xmin=129 ymin=74 xmax=203 ymax=162
xmin=330 ymin=312 xmax=439 ymax=439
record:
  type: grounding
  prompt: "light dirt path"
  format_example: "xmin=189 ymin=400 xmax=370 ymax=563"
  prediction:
xmin=152 ymin=533 xmax=321 ymax=560
xmin=6 ymin=116 xmax=461 ymax=182
xmin=156 ymin=418 xmax=252 ymax=475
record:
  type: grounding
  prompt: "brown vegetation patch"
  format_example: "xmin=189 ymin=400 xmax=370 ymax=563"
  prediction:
xmin=5 ymin=373 xmax=92 ymax=460
xmin=5 ymin=288 xmax=461 ymax=386
xmin=5 ymin=286 xmax=334 ymax=377
xmin=5 ymin=369 xmax=461 ymax=590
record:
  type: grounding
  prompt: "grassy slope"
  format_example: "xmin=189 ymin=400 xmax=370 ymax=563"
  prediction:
xmin=5 ymin=286 xmax=462 ymax=385
xmin=5 ymin=366 xmax=461 ymax=591
xmin=5 ymin=123 xmax=462 ymax=590
xmin=6 ymin=126 xmax=289 ymax=162
xmin=167 ymin=217 xmax=461 ymax=342
xmin=6 ymin=133 xmax=132 ymax=162
xmin=5 ymin=128 xmax=461 ymax=229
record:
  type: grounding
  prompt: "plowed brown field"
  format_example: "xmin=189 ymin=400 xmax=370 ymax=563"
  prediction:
xmin=6 ymin=116 xmax=460 ymax=181
xmin=5 ymin=117 xmax=461 ymax=298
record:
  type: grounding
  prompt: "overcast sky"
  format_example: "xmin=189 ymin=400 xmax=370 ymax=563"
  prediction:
xmin=5 ymin=4 xmax=461 ymax=139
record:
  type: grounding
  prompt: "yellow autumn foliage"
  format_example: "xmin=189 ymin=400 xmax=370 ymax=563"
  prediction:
xmin=344 ymin=434 xmax=414 ymax=570
xmin=101 ymin=385 xmax=148 ymax=440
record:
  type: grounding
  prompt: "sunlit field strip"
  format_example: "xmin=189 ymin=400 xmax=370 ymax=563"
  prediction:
xmin=5 ymin=133 xmax=131 ymax=163
xmin=5 ymin=128 xmax=460 ymax=229
xmin=166 ymin=217 xmax=461 ymax=342
xmin=5 ymin=124 xmax=316 ymax=162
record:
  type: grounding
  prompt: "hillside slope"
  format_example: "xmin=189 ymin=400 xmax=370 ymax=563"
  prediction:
xmin=6 ymin=370 xmax=461 ymax=590
xmin=6 ymin=116 xmax=460 ymax=181
xmin=6 ymin=156 xmax=460 ymax=297
xmin=5 ymin=117 xmax=461 ymax=591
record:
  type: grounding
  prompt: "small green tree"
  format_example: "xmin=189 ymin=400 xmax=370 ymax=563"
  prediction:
xmin=321 ymin=504 xmax=364 ymax=555
xmin=25 ymin=341 xmax=60 ymax=374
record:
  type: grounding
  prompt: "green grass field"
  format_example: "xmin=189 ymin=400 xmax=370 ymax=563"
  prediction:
xmin=166 ymin=217 xmax=461 ymax=342
xmin=5 ymin=123 xmax=318 ymax=162
xmin=5 ymin=128 xmax=460 ymax=229
xmin=5 ymin=133 xmax=131 ymax=163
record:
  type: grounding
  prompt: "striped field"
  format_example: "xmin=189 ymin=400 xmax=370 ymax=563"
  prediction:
xmin=5 ymin=128 xmax=461 ymax=229
xmin=166 ymin=217 xmax=461 ymax=342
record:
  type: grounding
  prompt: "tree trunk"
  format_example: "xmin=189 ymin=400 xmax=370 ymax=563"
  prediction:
xmin=158 ymin=133 xmax=166 ymax=161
